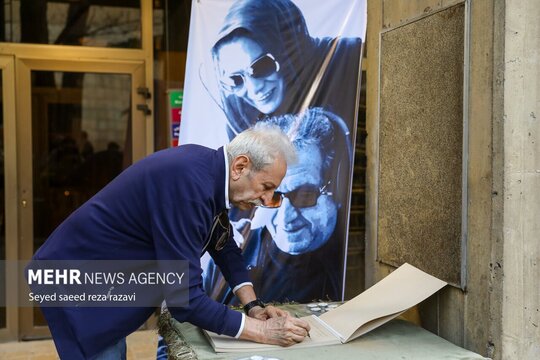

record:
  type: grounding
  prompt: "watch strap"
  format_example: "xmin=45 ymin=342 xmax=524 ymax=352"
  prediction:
xmin=243 ymin=299 xmax=265 ymax=315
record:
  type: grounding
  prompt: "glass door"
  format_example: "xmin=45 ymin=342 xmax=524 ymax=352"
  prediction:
xmin=0 ymin=55 xmax=18 ymax=342
xmin=16 ymin=58 xmax=147 ymax=339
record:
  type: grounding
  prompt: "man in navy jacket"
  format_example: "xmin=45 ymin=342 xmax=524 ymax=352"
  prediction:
xmin=32 ymin=125 xmax=310 ymax=359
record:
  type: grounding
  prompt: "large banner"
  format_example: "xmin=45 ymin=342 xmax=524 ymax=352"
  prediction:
xmin=180 ymin=0 xmax=366 ymax=303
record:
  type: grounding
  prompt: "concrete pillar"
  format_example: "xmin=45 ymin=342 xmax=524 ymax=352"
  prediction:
xmin=500 ymin=0 xmax=540 ymax=358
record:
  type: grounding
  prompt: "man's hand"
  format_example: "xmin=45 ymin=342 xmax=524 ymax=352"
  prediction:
xmin=234 ymin=284 xmax=309 ymax=345
xmin=248 ymin=304 xmax=288 ymax=320
xmin=240 ymin=313 xmax=311 ymax=347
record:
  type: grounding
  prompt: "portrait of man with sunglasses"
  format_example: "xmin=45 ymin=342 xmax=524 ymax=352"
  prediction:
xmin=204 ymin=108 xmax=343 ymax=304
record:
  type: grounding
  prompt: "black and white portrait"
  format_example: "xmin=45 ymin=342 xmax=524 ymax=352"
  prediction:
xmin=181 ymin=0 xmax=366 ymax=303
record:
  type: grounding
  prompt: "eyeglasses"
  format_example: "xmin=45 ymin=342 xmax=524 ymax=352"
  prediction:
xmin=203 ymin=211 xmax=230 ymax=252
xmin=260 ymin=181 xmax=333 ymax=209
xmin=219 ymin=53 xmax=280 ymax=94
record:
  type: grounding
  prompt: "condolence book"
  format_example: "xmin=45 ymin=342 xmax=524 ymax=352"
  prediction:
xmin=203 ymin=263 xmax=447 ymax=353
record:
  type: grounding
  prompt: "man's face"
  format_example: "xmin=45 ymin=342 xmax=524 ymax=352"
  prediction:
xmin=270 ymin=144 xmax=338 ymax=255
xmin=229 ymin=155 xmax=287 ymax=210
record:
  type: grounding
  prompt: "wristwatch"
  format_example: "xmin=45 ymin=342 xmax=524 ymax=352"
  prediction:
xmin=243 ymin=299 xmax=265 ymax=315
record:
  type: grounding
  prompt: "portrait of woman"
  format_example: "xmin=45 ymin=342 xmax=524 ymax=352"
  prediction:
xmin=210 ymin=0 xmax=363 ymax=140
xmin=207 ymin=0 xmax=361 ymax=217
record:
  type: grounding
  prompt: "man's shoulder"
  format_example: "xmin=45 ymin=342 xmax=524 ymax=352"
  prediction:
xmin=136 ymin=144 xmax=218 ymax=169
xmin=151 ymin=143 xmax=213 ymax=158
xmin=139 ymin=144 xmax=224 ymax=191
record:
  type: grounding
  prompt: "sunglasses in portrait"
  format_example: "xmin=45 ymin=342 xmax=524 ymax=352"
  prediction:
xmin=202 ymin=211 xmax=230 ymax=253
xmin=219 ymin=53 xmax=280 ymax=94
xmin=260 ymin=181 xmax=333 ymax=209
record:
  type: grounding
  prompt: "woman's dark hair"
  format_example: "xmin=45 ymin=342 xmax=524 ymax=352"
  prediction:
xmin=211 ymin=0 xmax=315 ymax=136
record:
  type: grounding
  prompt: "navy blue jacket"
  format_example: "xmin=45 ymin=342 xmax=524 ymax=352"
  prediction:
xmin=33 ymin=145 xmax=250 ymax=359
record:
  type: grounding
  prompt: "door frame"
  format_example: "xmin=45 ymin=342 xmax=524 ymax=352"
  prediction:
xmin=15 ymin=57 xmax=147 ymax=339
xmin=0 ymin=55 xmax=19 ymax=342
xmin=0 ymin=0 xmax=154 ymax=341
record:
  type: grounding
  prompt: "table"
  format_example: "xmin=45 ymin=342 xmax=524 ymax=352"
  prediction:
xmin=159 ymin=304 xmax=490 ymax=360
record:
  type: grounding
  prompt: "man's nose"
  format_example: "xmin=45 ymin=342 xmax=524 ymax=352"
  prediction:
xmin=281 ymin=197 xmax=299 ymax=220
xmin=260 ymin=190 xmax=275 ymax=207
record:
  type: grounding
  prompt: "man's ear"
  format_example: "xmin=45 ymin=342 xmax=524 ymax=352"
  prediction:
xmin=230 ymin=155 xmax=250 ymax=181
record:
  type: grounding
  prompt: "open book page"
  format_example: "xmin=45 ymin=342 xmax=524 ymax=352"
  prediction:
xmin=203 ymin=314 xmax=340 ymax=353
xmin=318 ymin=263 xmax=447 ymax=343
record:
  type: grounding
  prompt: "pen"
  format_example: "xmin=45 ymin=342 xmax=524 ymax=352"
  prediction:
xmin=294 ymin=312 xmax=311 ymax=338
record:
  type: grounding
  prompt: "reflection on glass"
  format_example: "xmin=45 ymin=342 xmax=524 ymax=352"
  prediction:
xmin=31 ymin=71 xmax=131 ymax=326
xmin=0 ymin=72 xmax=5 ymax=329
xmin=152 ymin=0 xmax=191 ymax=150
xmin=1 ymin=0 xmax=141 ymax=48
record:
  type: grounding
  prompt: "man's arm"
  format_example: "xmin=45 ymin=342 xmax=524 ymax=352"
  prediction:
xmin=155 ymin=213 xmax=308 ymax=344
xmin=208 ymin=238 xmax=310 ymax=345
xmin=208 ymin=233 xmax=289 ymax=320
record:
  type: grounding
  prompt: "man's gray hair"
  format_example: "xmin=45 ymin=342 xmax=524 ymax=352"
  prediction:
xmin=227 ymin=123 xmax=297 ymax=171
